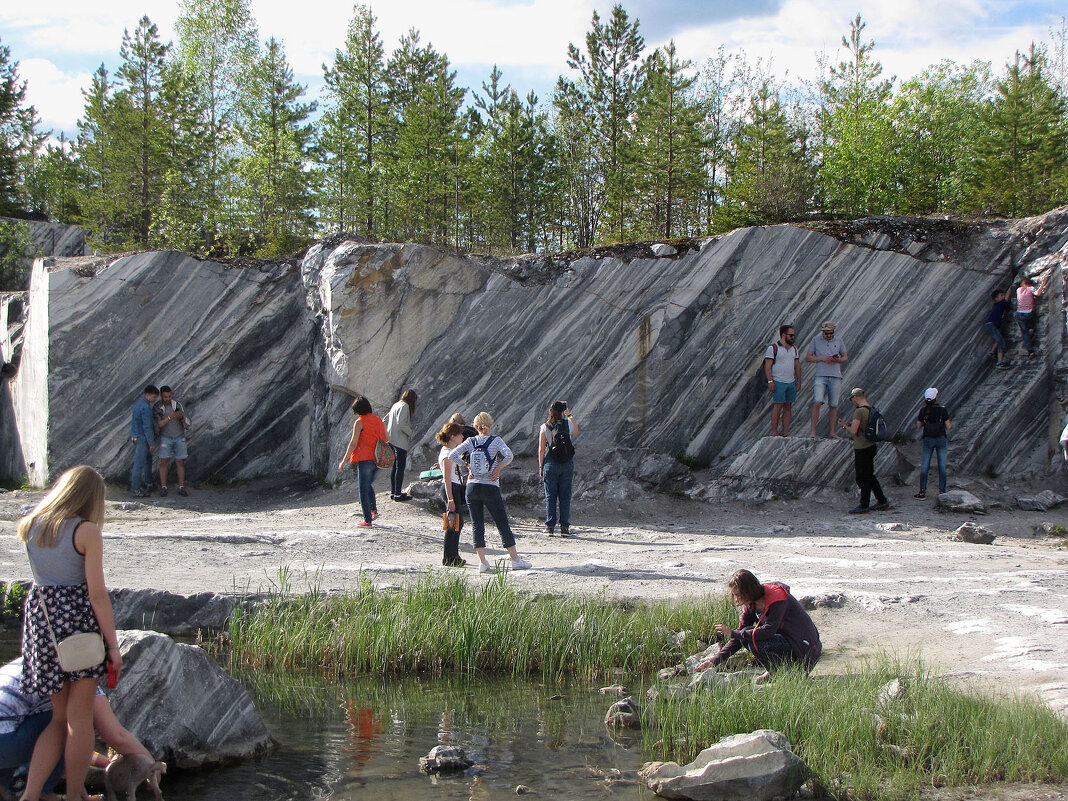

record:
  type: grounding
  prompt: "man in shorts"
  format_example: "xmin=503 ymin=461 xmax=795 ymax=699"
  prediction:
xmin=763 ymin=324 xmax=801 ymax=437
xmin=806 ymin=320 xmax=848 ymax=437
xmin=153 ymin=385 xmax=191 ymax=497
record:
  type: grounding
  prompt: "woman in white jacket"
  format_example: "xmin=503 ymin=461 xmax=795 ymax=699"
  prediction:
xmin=385 ymin=389 xmax=417 ymax=501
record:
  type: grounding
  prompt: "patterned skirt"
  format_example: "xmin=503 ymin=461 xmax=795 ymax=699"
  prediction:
xmin=20 ymin=583 xmax=106 ymax=697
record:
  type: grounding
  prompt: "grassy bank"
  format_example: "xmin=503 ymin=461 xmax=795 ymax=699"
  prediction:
xmin=644 ymin=662 xmax=1068 ymax=801
xmin=228 ymin=570 xmax=733 ymax=679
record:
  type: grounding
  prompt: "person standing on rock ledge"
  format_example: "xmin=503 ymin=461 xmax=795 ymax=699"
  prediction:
xmin=983 ymin=289 xmax=1010 ymax=369
xmin=696 ymin=569 xmax=821 ymax=684
xmin=838 ymin=388 xmax=890 ymax=513
xmin=128 ymin=385 xmax=158 ymax=498
xmin=153 ymin=386 xmax=191 ymax=498
xmin=805 ymin=320 xmax=848 ymax=437
xmin=385 ymin=389 xmax=417 ymax=501
xmin=1015 ymin=273 xmax=1050 ymax=360
xmin=763 ymin=324 xmax=801 ymax=437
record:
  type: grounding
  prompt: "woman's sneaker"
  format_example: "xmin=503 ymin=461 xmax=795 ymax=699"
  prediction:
xmin=914 ymin=491 xmax=927 ymax=500
xmin=478 ymin=561 xmax=495 ymax=574
xmin=356 ymin=521 xmax=372 ymax=528
xmin=510 ymin=558 xmax=532 ymax=570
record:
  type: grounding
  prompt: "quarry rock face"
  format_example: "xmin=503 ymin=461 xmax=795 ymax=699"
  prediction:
xmin=2 ymin=210 xmax=1065 ymax=489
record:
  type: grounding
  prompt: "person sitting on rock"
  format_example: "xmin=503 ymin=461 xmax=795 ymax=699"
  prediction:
xmin=696 ymin=569 xmax=821 ymax=684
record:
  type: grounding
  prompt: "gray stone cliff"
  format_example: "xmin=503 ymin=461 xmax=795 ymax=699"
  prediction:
xmin=2 ymin=211 xmax=1065 ymax=490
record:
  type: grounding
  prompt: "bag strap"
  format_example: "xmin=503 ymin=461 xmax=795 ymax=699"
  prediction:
xmin=24 ymin=544 xmax=62 ymax=658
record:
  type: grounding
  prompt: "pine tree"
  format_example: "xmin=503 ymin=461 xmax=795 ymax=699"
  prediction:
xmin=321 ymin=4 xmax=387 ymax=236
xmin=720 ymin=80 xmax=814 ymax=229
xmin=818 ymin=14 xmax=898 ymax=216
xmin=0 ymin=37 xmax=45 ymax=217
xmin=237 ymin=37 xmax=316 ymax=253
xmin=972 ymin=46 xmax=1068 ymax=216
xmin=75 ymin=65 xmax=120 ymax=246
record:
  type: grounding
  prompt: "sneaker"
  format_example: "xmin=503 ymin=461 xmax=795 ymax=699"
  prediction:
xmin=177 ymin=485 xmax=188 ymax=497
xmin=159 ymin=486 xmax=168 ymax=497
xmin=510 ymin=558 xmax=532 ymax=570
xmin=995 ymin=361 xmax=1010 ymax=370
xmin=1027 ymin=351 xmax=1037 ymax=361
xmin=478 ymin=561 xmax=495 ymax=574
xmin=560 ymin=526 xmax=571 ymax=538
xmin=848 ymin=506 xmax=870 ymax=514
xmin=356 ymin=521 xmax=372 ymax=528
xmin=131 ymin=488 xmax=150 ymax=498
xmin=394 ymin=492 xmax=411 ymax=501
xmin=371 ymin=510 xmax=379 ymax=519
xmin=873 ymin=502 xmax=892 ymax=511
xmin=914 ymin=492 xmax=927 ymax=500
xmin=443 ymin=557 xmax=466 ymax=567
xmin=544 ymin=526 xmax=555 ymax=537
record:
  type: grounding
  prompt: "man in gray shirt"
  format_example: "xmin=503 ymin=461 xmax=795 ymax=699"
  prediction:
xmin=153 ymin=385 xmax=191 ymax=497
xmin=805 ymin=320 xmax=849 ymax=437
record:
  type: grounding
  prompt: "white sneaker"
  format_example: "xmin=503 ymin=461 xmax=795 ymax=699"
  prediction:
xmin=478 ymin=561 xmax=495 ymax=574
xmin=510 ymin=558 xmax=532 ymax=570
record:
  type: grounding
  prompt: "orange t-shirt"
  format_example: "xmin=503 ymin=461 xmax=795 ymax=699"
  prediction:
xmin=351 ymin=413 xmax=387 ymax=463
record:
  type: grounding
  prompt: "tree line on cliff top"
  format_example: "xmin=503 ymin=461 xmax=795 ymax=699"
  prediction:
xmin=1 ymin=2 xmax=1067 ymax=264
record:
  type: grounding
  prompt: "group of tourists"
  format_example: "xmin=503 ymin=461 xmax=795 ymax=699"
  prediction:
xmin=128 ymin=384 xmax=191 ymax=499
xmin=6 ymin=465 xmax=158 ymax=801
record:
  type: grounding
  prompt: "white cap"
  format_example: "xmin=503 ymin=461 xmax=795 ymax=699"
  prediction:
xmin=924 ymin=387 xmax=938 ymax=401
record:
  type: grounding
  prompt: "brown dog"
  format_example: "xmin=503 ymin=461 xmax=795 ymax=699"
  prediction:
xmin=103 ymin=753 xmax=167 ymax=801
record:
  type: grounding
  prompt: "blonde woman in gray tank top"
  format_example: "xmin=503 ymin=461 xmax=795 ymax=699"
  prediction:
xmin=16 ymin=466 xmax=120 ymax=801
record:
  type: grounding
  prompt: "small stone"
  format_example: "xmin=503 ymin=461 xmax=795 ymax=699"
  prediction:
xmin=650 ymin=243 xmax=677 ymax=257
xmin=877 ymin=677 xmax=906 ymax=706
xmin=658 ymin=665 xmax=684 ymax=681
xmin=598 ymin=684 xmax=627 ymax=696
xmin=515 ymin=784 xmax=532 ymax=794
xmin=1015 ymin=490 xmax=1065 ymax=511
xmin=800 ymin=592 xmax=846 ymax=610
xmin=936 ymin=490 xmax=985 ymax=514
xmin=419 ymin=745 xmax=473 ymax=774
xmin=605 ymin=697 xmax=642 ymax=729
xmin=952 ymin=522 xmax=995 ymax=545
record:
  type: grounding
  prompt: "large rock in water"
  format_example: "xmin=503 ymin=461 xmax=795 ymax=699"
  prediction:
xmin=108 ymin=630 xmax=273 ymax=769
xmin=639 ymin=729 xmax=807 ymax=801
xmin=2 ymin=211 xmax=1066 ymax=486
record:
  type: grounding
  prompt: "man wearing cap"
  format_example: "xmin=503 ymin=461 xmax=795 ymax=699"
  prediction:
xmin=805 ymin=321 xmax=848 ymax=437
xmin=838 ymin=388 xmax=890 ymax=513
xmin=915 ymin=388 xmax=952 ymax=499
xmin=763 ymin=324 xmax=802 ymax=436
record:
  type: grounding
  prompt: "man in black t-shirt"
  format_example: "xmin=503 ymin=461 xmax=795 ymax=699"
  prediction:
xmin=915 ymin=387 xmax=952 ymax=499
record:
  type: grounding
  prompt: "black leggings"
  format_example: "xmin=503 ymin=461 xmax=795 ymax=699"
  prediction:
xmin=391 ymin=447 xmax=408 ymax=496
xmin=441 ymin=482 xmax=465 ymax=561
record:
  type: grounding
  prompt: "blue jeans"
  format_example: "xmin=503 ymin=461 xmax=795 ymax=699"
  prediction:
xmin=130 ymin=438 xmax=153 ymax=491
xmin=356 ymin=460 xmax=378 ymax=523
xmin=920 ymin=436 xmax=948 ymax=494
xmin=465 ymin=482 xmax=515 ymax=550
xmin=543 ymin=460 xmax=574 ymax=529
xmin=0 ymin=711 xmax=64 ymax=796
xmin=390 ymin=446 xmax=408 ymax=496
xmin=983 ymin=321 xmax=1006 ymax=354
xmin=1016 ymin=311 xmax=1034 ymax=353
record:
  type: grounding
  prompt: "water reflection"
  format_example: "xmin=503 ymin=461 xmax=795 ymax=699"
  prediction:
xmin=168 ymin=670 xmax=651 ymax=800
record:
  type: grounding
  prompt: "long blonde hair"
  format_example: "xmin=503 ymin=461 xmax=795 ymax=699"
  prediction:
xmin=17 ymin=465 xmax=106 ymax=547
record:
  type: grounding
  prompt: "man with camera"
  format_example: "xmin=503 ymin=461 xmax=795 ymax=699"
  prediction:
xmin=805 ymin=320 xmax=848 ymax=437
xmin=153 ymin=385 xmax=192 ymax=497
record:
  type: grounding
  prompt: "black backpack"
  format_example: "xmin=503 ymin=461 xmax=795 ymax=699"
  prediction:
xmin=546 ymin=420 xmax=576 ymax=463
xmin=921 ymin=405 xmax=947 ymax=438
xmin=865 ymin=406 xmax=889 ymax=443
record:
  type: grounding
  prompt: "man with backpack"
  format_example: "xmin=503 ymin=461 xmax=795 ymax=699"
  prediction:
xmin=838 ymin=387 xmax=890 ymax=513
xmin=763 ymin=324 xmax=802 ymax=437
xmin=914 ymin=387 xmax=952 ymax=499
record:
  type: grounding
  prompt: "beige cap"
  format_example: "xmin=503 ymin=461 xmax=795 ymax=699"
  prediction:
xmin=820 ymin=320 xmax=836 ymax=332
xmin=850 ymin=387 xmax=865 ymax=397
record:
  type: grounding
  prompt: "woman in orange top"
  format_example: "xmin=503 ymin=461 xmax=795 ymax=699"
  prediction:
xmin=338 ymin=396 xmax=388 ymax=528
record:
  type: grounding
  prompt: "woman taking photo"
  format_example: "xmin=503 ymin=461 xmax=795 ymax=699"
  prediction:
xmin=17 ymin=465 xmax=121 ymax=801
xmin=445 ymin=412 xmax=532 ymax=574
xmin=436 ymin=422 xmax=467 ymax=567
xmin=537 ymin=400 xmax=579 ymax=537
xmin=339 ymin=395 xmax=389 ymax=528
xmin=385 ymin=389 xmax=417 ymax=501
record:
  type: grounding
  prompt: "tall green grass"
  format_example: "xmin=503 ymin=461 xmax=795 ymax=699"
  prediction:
xmin=228 ymin=569 xmax=734 ymax=680
xmin=643 ymin=661 xmax=1068 ymax=801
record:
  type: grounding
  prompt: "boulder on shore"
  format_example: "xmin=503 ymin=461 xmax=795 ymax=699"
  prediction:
xmin=108 ymin=630 xmax=273 ymax=770
xmin=936 ymin=490 xmax=986 ymax=514
xmin=639 ymin=729 xmax=807 ymax=801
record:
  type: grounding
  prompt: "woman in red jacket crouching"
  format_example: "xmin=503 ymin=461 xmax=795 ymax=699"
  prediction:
xmin=698 ymin=569 xmax=822 ymax=683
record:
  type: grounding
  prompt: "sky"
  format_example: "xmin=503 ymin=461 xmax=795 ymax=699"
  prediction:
xmin=2 ymin=0 xmax=1066 ymax=139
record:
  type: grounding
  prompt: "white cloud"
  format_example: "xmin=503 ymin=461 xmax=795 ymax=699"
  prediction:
xmin=19 ymin=59 xmax=94 ymax=136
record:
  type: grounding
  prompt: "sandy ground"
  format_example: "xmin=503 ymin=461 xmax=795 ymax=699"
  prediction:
xmin=1 ymin=467 xmax=1066 ymax=723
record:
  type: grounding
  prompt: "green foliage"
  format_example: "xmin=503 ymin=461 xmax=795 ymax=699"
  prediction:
xmin=644 ymin=662 xmax=1068 ymax=801
xmin=0 ymin=218 xmax=39 ymax=289
xmin=0 ymin=36 xmax=47 ymax=217
xmin=229 ymin=570 xmax=734 ymax=680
